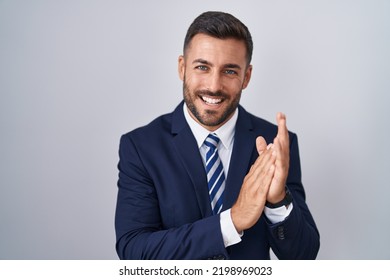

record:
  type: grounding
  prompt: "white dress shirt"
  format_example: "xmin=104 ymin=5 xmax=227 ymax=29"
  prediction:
xmin=183 ymin=103 xmax=293 ymax=247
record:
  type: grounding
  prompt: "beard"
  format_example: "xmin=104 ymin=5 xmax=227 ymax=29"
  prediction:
xmin=183 ymin=78 xmax=242 ymax=128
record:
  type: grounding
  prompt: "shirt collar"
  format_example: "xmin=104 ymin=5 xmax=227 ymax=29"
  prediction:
xmin=183 ymin=103 xmax=237 ymax=150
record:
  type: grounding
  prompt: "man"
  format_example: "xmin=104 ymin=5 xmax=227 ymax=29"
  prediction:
xmin=115 ymin=11 xmax=320 ymax=259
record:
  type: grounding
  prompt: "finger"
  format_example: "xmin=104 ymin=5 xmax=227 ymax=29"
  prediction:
xmin=246 ymin=149 xmax=274 ymax=182
xmin=271 ymin=137 xmax=289 ymax=180
xmin=273 ymin=137 xmax=281 ymax=157
xmin=276 ymin=112 xmax=288 ymax=142
xmin=251 ymin=144 xmax=274 ymax=171
xmin=246 ymin=165 xmax=275 ymax=197
xmin=253 ymin=158 xmax=276 ymax=198
xmin=273 ymin=137 xmax=289 ymax=165
xmin=256 ymin=136 xmax=267 ymax=155
xmin=249 ymin=148 xmax=276 ymax=183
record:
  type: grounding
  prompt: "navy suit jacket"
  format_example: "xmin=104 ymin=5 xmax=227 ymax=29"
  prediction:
xmin=115 ymin=102 xmax=320 ymax=259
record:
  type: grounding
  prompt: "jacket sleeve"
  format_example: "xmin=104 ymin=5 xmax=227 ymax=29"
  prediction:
xmin=115 ymin=134 xmax=227 ymax=259
xmin=266 ymin=133 xmax=320 ymax=259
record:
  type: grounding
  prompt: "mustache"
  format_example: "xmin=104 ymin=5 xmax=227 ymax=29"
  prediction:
xmin=195 ymin=89 xmax=228 ymax=98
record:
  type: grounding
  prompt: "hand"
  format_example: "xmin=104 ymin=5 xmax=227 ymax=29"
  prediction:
xmin=231 ymin=142 xmax=276 ymax=232
xmin=266 ymin=113 xmax=290 ymax=203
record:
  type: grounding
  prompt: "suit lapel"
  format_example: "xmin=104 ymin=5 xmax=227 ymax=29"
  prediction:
xmin=223 ymin=106 xmax=257 ymax=210
xmin=171 ymin=103 xmax=212 ymax=217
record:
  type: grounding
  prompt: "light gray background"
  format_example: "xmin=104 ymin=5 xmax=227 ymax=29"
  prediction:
xmin=1 ymin=0 xmax=389 ymax=259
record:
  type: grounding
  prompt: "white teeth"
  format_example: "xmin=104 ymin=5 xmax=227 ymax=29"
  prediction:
xmin=202 ymin=96 xmax=222 ymax=104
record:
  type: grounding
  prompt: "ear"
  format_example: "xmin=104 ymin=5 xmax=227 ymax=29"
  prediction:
xmin=242 ymin=64 xmax=253 ymax=89
xmin=178 ymin=55 xmax=185 ymax=81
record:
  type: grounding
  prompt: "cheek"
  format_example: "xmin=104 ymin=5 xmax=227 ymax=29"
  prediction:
xmin=225 ymin=79 xmax=245 ymax=94
xmin=185 ymin=73 xmax=204 ymax=89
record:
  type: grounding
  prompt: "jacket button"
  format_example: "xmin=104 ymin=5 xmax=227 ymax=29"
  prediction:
xmin=277 ymin=226 xmax=285 ymax=240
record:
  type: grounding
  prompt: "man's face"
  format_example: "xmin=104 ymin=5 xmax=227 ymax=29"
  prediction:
xmin=178 ymin=34 xmax=252 ymax=131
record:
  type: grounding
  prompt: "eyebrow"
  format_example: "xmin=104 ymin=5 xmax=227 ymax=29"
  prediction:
xmin=192 ymin=59 xmax=242 ymax=70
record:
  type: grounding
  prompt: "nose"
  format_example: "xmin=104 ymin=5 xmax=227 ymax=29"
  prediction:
xmin=206 ymin=72 xmax=223 ymax=93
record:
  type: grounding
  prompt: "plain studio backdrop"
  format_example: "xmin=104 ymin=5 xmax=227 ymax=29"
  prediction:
xmin=1 ymin=0 xmax=389 ymax=260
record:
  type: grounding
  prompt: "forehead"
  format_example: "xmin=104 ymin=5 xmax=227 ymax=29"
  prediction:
xmin=185 ymin=34 xmax=247 ymax=65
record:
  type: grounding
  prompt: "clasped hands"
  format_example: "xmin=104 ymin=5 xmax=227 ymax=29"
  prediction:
xmin=231 ymin=113 xmax=290 ymax=233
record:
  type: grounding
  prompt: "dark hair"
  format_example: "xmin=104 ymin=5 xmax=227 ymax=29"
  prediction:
xmin=183 ymin=11 xmax=253 ymax=64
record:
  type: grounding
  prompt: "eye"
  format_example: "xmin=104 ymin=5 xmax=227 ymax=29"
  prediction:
xmin=195 ymin=65 xmax=209 ymax=71
xmin=224 ymin=69 xmax=238 ymax=75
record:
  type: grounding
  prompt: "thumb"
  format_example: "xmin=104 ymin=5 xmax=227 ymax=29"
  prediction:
xmin=256 ymin=136 xmax=267 ymax=155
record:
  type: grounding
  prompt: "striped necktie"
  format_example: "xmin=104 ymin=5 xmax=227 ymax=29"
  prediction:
xmin=204 ymin=133 xmax=226 ymax=215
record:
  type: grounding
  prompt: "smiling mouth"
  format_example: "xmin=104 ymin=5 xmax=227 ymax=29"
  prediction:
xmin=201 ymin=95 xmax=223 ymax=105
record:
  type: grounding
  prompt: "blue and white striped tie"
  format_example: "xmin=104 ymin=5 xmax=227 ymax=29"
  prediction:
xmin=204 ymin=133 xmax=225 ymax=215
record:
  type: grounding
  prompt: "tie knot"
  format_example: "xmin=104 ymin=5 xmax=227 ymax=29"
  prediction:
xmin=204 ymin=133 xmax=220 ymax=150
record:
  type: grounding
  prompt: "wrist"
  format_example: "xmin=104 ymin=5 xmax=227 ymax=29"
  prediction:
xmin=266 ymin=187 xmax=292 ymax=209
xmin=267 ymin=189 xmax=286 ymax=204
xmin=230 ymin=206 xmax=244 ymax=233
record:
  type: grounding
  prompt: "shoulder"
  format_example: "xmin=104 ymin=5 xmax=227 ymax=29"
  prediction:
xmin=121 ymin=111 xmax=173 ymax=144
xmin=117 ymin=111 xmax=176 ymax=165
